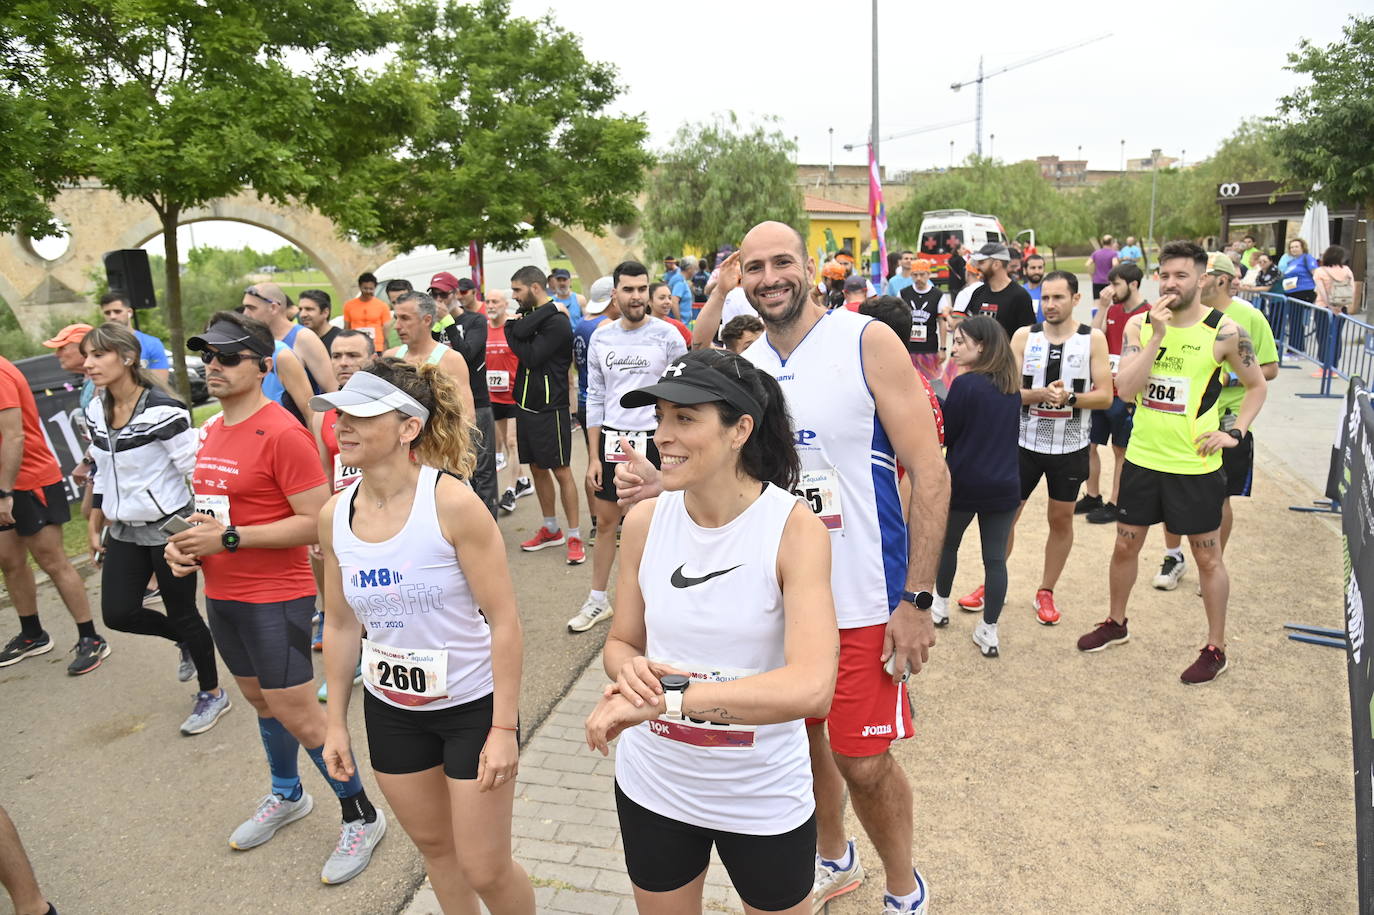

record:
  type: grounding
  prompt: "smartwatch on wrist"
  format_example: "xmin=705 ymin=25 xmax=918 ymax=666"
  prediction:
xmin=0 ymin=490 xmax=11 ymax=500
xmin=221 ymin=525 xmax=241 ymax=553
xmin=1226 ymin=428 xmax=1243 ymax=441
xmin=1066 ymin=392 xmax=1078 ymax=407
xmin=660 ymin=674 xmax=690 ymax=720
xmin=901 ymin=590 xmax=935 ymax=610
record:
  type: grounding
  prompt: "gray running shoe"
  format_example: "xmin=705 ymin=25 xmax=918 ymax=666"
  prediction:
xmin=180 ymin=689 xmax=232 ymax=736
xmin=176 ymin=643 xmax=196 ymax=682
xmin=229 ymin=792 xmax=314 ymax=850
xmin=322 ymin=809 xmax=387 ymax=885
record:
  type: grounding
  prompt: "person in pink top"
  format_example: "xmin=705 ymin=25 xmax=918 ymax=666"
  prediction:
xmin=1314 ymin=245 xmax=1356 ymax=366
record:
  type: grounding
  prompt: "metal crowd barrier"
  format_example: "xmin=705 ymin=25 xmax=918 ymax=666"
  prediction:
xmin=1241 ymin=290 xmax=1373 ymax=397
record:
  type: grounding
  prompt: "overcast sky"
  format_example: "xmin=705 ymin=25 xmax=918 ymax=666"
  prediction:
xmin=139 ymin=0 xmax=1357 ymax=255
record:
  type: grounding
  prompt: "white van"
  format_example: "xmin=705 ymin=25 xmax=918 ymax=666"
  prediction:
xmin=915 ymin=210 xmax=1008 ymax=286
xmin=373 ymin=238 xmax=550 ymax=294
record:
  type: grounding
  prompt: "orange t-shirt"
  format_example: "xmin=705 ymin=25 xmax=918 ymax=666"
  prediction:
xmin=343 ymin=297 xmax=391 ymax=347
xmin=0 ymin=357 xmax=63 ymax=492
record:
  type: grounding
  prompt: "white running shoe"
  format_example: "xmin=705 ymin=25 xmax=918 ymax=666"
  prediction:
xmin=495 ymin=451 xmax=508 ymax=471
xmin=322 ymin=809 xmax=387 ymax=884
xmin=931 ymin=595 xmax=949 ymax=628
xmin=973 ymin=622 xmax=1000 ymax=658
xmin=882 ymin=868 xmax=930 ymax=914
xmin=229 ymin=792 xmax=314 ymax=850
xmin=811 ymin=838 xmax=864 ymax=912
xmin=1153 ymin=554 xmax=1187 ymax=590
xmin=567 ymin=595 xmax=613 ymax=633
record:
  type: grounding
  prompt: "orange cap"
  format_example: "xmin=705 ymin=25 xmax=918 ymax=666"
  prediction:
xmin=911 ymin=259 xmax=933 ymax=272
xmin=821 ymin=263 xmax=846 ymax=281
xmin=42 ymin=323 xmax=93 ymax=349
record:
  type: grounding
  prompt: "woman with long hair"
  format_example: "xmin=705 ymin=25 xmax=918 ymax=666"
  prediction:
xmin=585 ymin=348 xmax=838 ymax=914
xmin=928 ymin=316 xmax=1022 ymax=659
xmin=316 ymin=357 xmax=534 ymax=914
xmin=83 ymin=322 xmax=230 ymax=733
xmin=1314 ymin=244 xmax=1356 ymax=366
xmin=1281 ymin=237 xmax=1320 ymax=348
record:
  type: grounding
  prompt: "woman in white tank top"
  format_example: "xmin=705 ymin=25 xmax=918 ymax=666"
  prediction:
xmin=584 ymin=349 xmax=838 ymax=914
xmin=313 ymin=359 xmax=535 ymax=914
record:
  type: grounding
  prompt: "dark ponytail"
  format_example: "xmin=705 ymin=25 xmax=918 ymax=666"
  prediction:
xmin=684 ymin=349 xmax=800 ymax=491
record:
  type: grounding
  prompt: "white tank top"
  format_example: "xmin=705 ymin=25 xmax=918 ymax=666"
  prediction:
xmin=332 ymin=464 xmax=493 ymax=710
xmin=614 ymin=485 xmax=813 ymax=835
xmin=744 ymin=309 xmax=906 ymax=629
xmin=1018 ymin=323 xmax=1093 ymax=454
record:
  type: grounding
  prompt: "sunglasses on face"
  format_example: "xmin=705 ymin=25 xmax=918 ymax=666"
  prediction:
xmin=201 ymin=349 xmax=263 ymax=367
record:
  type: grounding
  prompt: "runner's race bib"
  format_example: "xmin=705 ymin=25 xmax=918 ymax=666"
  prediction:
xmin=1109 ymin=354 xmax=1121 ymax=376
xmin=1283 ymin=276 xmax=1299 ymax=292
xmin=604 ymin=429 xmax=650 ymax=463
xmin=487 ymin=369 xmax=510 ymax=393
xmin=362 ymin=641 xmax=449 ymax=707
xmin=909 ymin=323 xmax=928 ymax=343
xmin=1029 ymin=400 xmax=1071 ymax=419
xmin=333 ymin=453 xmax=362 ymax=493
xmin=793 ymin=468 xmax=844 ymax=531
xmin=193 ymin=493 xmax=232 ymax=526
xmin=1142 ymin=374 xmax=1190 ymax=414
xmin=644 ymin=662 xmax=757 ymax=749
xmin=358 ymin=326 xmax=377 ymax=343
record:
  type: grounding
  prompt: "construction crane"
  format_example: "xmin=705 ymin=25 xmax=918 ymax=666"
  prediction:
xmin=841 ymin=117 xmax=977 ymax=153
xmin=951 ymin=33 xmax=1112 ymax=157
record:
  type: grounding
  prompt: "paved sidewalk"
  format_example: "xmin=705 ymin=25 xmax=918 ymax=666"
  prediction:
xmin=402 ymin=663 xmax=744 ymax=914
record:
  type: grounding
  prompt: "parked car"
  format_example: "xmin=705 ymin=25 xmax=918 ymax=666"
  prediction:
xmin=166 ymin=348 xmax=209 ymax=404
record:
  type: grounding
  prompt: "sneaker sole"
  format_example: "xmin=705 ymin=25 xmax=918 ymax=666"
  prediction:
xmin=1153 ymin=575 xmax=1184 ymax=591
xmin=813 ymin=875 xmax=863 ymax=913
xmin=521 ymin=536 xmax=566 ymax=552
xmin=957 ymin=602 xmax=983 ymax=612
xmin=514 ymin=488 xmax=534 ymax=499
xmin=566 ymin=555 xmax=586 ymax=565
xmin=322 ymin=813 xmax=387 ymax=884
xmin=1181 ymin=659 xmax=1228 ymax=685
xmin=1079 ymin=633 xmax=1130 ymax=653
xmin=68 ymin=642 xmax=112 ymax=676
xmin=230 ymin=794 xmax=315 ymax=850
xmin=932 ymin=617 xmax=949 ymax=628
xmin=0 ymin=640 xmax=54 ymax=667
xmin=181 ymin=696 xmax=234 ymax=736
xmin=567 ymin=614 xmax=612 ymax=633
xmin=1034 ymin=601 xmax=1061 ymax=626
xmin=973 ymin=632 xmax=1000 ymax=658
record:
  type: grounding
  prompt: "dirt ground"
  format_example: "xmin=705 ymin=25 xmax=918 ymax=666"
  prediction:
xmin=828 ymin=455 xmax=1356 ymax=914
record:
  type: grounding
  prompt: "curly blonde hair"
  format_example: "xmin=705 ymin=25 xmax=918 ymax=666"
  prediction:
xmin=365 ymin=358 xmax=476 ymax=478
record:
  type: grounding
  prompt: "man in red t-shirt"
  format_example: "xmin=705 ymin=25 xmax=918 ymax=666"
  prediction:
xmin=165 ymin=312 xmax=385 ymax=884
xmin=0 ymin=355 xmax=109 ymax=674
xmin=1078 ymin=262 xmax=1150 ymax=523
xmin=486 ymin=288 xmax=531 ymax=514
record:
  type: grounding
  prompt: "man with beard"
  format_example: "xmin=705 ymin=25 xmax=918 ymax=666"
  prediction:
xmin=962 ymin=271 xmax=1111 ymax=638
xmin=1075 ymin=242 xmax=1266 ymax=685
xmin=569 ymin=261 xmax=686 ymax=634
xmin=965 ymin=243 xmax=1035 ymax=339
xmin=624 ymin=222 xmax=949 ymax=914
xmin=898 ymin=259 xmax=948 ymax=388
xmin=296 ymin=290 xmax=339 ymax=353
xmin=1077 ymin=263 xmax=1150 ymax=524
xmin=508 ymin=266 xmax=583 ymax=565
xmin=1021 ymin=254 xmax=1046 ymax=320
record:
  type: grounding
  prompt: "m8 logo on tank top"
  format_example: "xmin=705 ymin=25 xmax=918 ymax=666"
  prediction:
xmin=349 ymin=568 xmax=447 ymax=618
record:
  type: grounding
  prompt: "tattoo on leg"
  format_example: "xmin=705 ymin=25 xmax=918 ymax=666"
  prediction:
xmin=1193 ymin=538 xmax=1218 ymax=549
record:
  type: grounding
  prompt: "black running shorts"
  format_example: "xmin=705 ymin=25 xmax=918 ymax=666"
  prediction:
xmin=0 ymin=482 xmax=71 ymax=537
xmin=595 ymin=433 xmax=660 ymax=503
xmin=516 ymin=407 xmax=571 ymax=470
xmin=206 ymin=595 xmax=315 ymax=690
xmin=490 ymin=402 xmax=517 ymax=422
xmin=364 ymin=690 xmax=516 ymax=780
xmin=1018 ymin=446 xmax=1090 ymax=503
xmin=1115 ymin=460 xmax=1226 ymax=535
xmin=614 ymin=782 xmax=815 ymax=911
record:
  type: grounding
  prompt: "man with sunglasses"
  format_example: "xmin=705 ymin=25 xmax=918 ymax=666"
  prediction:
xmin=169 ymin=311 xmax=386 ymax=884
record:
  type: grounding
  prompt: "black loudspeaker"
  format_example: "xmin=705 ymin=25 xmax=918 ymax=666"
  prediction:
xmin=102 ymin=249 xmax=157 ymax=310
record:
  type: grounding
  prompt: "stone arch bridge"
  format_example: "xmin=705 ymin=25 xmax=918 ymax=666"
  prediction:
xmin=0 ymin=183 xmax=642 ymax=336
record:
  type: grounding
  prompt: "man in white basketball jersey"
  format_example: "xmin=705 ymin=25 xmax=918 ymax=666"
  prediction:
xmin=643 ymin=222 xmax=949 ymax=914
xmin=1005 ymin=271 xmax=1112 ymax=630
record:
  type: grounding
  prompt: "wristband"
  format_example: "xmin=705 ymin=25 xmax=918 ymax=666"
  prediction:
xmin=490 ymin=724 xmax=518 ymax=732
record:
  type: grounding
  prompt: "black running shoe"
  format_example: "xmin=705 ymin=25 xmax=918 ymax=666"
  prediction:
xmin=1074 ymin=493 xmax=1103 ymax=515
xmin=67 ymin=635 xmax=110 ymax=676
xmin=498 ymin=488 xmax=517 ymax=515
xmin=0 ymin=631 xmax=53 ymax=667
xmin=1086 ymin=502 xmax=1119 ymax=524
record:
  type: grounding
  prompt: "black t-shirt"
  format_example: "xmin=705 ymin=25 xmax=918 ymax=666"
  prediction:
xmin=899 ymin=285 xmax=943 ymax=354
xmin=441 ymin=310 xmax=491 ymax=409
xmin=946 ymin=252 xmax=967 ymax=296
xmin=968 ymin=280 xmax=1036 ymax=339
xmin=318 ymin=326 xmax=339 ymax=353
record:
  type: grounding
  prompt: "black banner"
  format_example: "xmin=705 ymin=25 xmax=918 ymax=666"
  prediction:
xmin=14 ymin=354 xmax=87 ymax=504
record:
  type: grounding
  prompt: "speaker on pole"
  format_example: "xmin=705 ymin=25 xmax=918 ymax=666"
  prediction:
xmin=102 ymin=249 xmax=157 ymax=310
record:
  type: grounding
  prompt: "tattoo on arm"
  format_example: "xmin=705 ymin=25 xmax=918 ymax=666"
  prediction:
xmin=1237 ymin=328 xmax=1255 ymax=368
xmin=685 ymin=706 xmax=744 ymax=721
xmin=1122 ymin=345 xmax=1141 ymax=358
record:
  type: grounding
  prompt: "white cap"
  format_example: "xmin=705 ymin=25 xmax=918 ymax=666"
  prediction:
xmin=584 ymin=276 xmax=615 ymax=315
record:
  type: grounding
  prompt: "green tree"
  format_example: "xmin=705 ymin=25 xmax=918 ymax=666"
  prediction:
xmin=0 ymin=0 xmax=420 ymax=401
xmin=643 ymin=114 xmax=805 ymax=259
xmin=330 ymin=0 xmax=651 ymax=258
xmin=1273 ymin=15 xmax=1374 ymax=233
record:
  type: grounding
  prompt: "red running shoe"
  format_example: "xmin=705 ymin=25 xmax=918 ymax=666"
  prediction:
xmin=566 ymin=536 xmax=586 ymax=565
xmin=520 ymin=527 xmax=565 ymax=552
xmin=957 ymin=585 xmax=985 ymax=612
xmin=1033 ymin=589 xmax=1061 ymax=626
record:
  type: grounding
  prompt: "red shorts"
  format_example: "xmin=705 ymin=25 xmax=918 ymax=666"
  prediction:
xmin=806 ymin=623 xmax=913 ymax=757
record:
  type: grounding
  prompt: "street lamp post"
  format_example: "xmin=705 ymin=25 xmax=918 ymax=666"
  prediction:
xmin=1147 ymin=147 xmax=1161 ymax=257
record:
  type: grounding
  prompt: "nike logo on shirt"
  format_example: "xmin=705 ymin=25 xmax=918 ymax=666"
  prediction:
xmin=670 ymin=564 xmax=743 ymax=588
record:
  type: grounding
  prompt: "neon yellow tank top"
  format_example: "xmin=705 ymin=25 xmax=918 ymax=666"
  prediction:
xmin=1125 ymin=309 xmax=1225 ymax=474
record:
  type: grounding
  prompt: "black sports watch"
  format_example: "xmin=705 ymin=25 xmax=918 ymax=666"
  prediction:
xmin=221 ymin=525 xmax=241 ymax=553
xmin=1066 ymin=392 xmax=1078 ymax=407
xmin=901 ymin=590 xmax=935 ymax=610
xmin=0 ymin=489 xmax=11 ymax=500
xmin=1226 ymin=428 xmax=1243 ymax=441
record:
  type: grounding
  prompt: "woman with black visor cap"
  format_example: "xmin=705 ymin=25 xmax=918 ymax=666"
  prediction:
xmin=584 ymin=348 xmax=838 ymax=914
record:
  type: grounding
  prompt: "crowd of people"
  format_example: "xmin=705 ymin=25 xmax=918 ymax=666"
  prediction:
xmin=0 ymin=218 xmax=1312 ymax=914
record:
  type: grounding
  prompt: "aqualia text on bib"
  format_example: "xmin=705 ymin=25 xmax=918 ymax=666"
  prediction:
xmin=1142 ymin=374 xmax=1190 ymax=414
xmin=487 ymin=369 xmax=510 ymax=393
xmin=333 ymin=453 xmax=362 ymax=493
xmin=194 ymin=493 xmax=232 ymax=526
xmin=644 ymin=663 xmax=757 ymax=750
xmin=793 ymin=468 xmax=844 ymax=531
xmin=604 ymin=429 xmax=649 ymax=463
xmin=362 ymin=640 xmax=449 ymax=707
